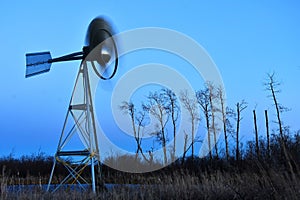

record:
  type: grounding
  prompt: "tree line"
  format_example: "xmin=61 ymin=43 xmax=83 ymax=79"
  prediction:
xmin=119 ymin=73 xmax=299 ymax=172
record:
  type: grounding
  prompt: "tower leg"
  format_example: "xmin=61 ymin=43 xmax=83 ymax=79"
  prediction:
xmin=47 ymin=156 xmax=57 ymax=192
xmin=91 ymin=157 xmax=96 ymax=193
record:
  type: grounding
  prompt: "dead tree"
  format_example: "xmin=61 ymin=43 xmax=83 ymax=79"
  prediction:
xmin=264 ymin=73 xmax=294 ymax=175
xmin=218 ymin=86 xmax=235 ymax=161
xmin=265 ymin=73 xmax=285 ymax=140
xmin=208 ymin=83 xmax=220 ymax=159
xmin=180 ymin=90 xmax=199 ymax=161
xmin=235 ymin=100 xmax=247 ymax=161
xmin=120 ymin=101 xmax=149 ymax=162
xmin=196 ymin=87 xmax=212 ymax=161
xmin=143 ymin=91 xmax=170 ymax=165
xmin=162 ymin=88 xmax=179 ymax=162
xmin=253 ymin=110 xmax=260 ymax=158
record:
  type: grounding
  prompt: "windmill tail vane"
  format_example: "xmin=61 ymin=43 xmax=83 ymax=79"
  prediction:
xmin=25 ymin=51 xmax=85 ymax=78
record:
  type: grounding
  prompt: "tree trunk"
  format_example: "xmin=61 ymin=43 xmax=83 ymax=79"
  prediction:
xmin=171 ymin=100 xmax=176 ymax=162
xmin=270 ymin=85 xmax=284 ymax=140
xmin=160 ymin=116 xmax=167 ymax=165
xmin=253 ymin=110 xmax=260 ymax=159
xmin=205 ymin=111 xmax=212 ymax=161
xmin=236 ymin=103 xmax=240 ymax=161
xmin=130 ymin=109 xmax=139 ymax=161
xmin=209 ymin=88 xmax=219 ymax=159
xmin=191 ymin=117 xmax=195 ymax=161
xmin=219 ymin=89 xmax=229 ymax=160
xmin=181 ymin=133 xmax=188 ymax=165
xmin=265 ymin=110 xmax=270 ymax=159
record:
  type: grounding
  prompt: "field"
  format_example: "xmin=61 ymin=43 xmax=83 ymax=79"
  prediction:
xmin=1 ymin=153 xmax=300 ymax=199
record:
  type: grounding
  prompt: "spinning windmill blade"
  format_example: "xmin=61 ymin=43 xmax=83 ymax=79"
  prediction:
xmin=25 ymin=17 xmax=119 ymax=193
xmin=85 ymin=17 xmax=118 ymax=80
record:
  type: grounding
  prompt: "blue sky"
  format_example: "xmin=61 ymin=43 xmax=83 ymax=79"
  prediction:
xmin=0 ymin=1 xmax=299 ymax=157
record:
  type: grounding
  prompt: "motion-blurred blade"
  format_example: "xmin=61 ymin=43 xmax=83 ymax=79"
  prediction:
xmin=25 ymin=51 xmax=52 ymax=78
xmin=101 ymin=46 xmax=111 ymax=64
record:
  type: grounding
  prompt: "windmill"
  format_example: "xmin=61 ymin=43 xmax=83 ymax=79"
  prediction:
xmin=25 ymin=17 xmax=118 ymax=193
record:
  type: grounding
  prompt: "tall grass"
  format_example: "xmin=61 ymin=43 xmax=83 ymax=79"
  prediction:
xmin=0 ymin=161 xmax=299 ymax=200
xmin=1 ymin=133 xmax=299 ymax=199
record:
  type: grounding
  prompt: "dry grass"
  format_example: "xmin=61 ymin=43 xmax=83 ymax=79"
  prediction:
xmin=1 ymin=165 xmax=299 ymax=200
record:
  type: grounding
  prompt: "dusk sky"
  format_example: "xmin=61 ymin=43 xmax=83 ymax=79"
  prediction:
xmin=0 ymin=1 xmax=299 ymax=157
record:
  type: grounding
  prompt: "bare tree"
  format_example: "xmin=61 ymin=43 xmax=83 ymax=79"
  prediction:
xmin=120 ymin=101 xmax=149 ymax=162
xmin=235 ymin=100 xmax=247 ymax=161
xmin=264 ymin=73 xmax=287 ymax=143
xmin=264 ymin=73 xmax=294 ymax=175
xmin=225 ymin=107 xmax=235 ymax=158
xmin=180 ymin=90 xmax=199 ymax=161
xmin=208 ymin=83 xmax=220 ymax=159
xmin=162 ymin=88 xmax=179 ymax=162
xmin=143 ymin=91 xmax=170 ymax=165
xmin=218 ymin=86 xmax=235 ymax=161
xmin=196 ymin=87 xmax=212 ymax=161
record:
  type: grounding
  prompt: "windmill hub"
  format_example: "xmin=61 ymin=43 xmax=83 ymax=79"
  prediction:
xmin=99 ymin=44 xmax=112 ymax=66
